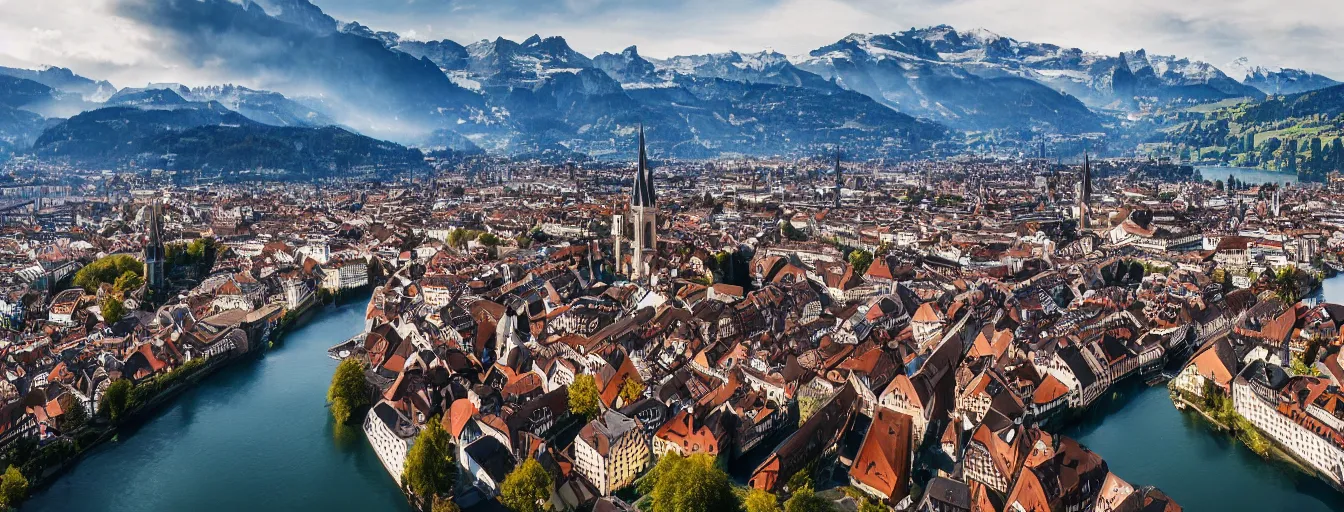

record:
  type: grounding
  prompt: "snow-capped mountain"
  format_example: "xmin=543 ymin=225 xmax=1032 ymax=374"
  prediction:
xmin=825 ymin=25 xmax=1265 ymax=114
xmin=793 ymin=31 xmax=1103 ymax=133
xmin=1225 ymin=57 xmax=1340 ymax=96
xmin=8 ymin=0 xmax=1340 ymax=164
xmin=0 ymin=65 xmax=115 ymax=103
xmin=650 ymin=51 xmax=838 ymax=91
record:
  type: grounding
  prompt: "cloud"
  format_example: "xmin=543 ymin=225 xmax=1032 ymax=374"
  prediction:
xmin=1 ymin=0 xmax=1342 ymax=87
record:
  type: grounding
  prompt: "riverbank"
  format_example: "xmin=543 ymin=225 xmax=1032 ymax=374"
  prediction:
xmin=23 ymin=291 xmax=411 ymax=512
xmin=1168 ymin=382 xmax=1337 ymax=490
xmin=1066 ymin=375 xmax=1344 ymax=510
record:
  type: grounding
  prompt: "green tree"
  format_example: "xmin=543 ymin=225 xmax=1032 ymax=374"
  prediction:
xmin=744 ymin=489 xmax=782 ymax=512
xmin=73 ymin=254 xmax=144 ymax=293
xmin=784 ymin=485 xmax=831 ymax=512
xmin=0 ymin=465 xmax=27 ymax=509
xmin=568 ymin=374 xmax=600 ymax=420
xmin=646 ymin=453 xmax=735 ymax=512
xmin=327 ymin=359 xmax=370 ymax=424
xmin=478 ymin=233 xmax=502 ymax=247
xmin=847 ymin=249 xmax=874 ymax=276
xmin=113 ymin=270 xmax=144 ymax=295
xmin=99 ymin=379 xmax=132 ymax=422
xmin=1274 ymin=266 xmax=1303 ymax=305
xmin=100 ymin=296 xmax=126 ymax=324
xmin=448 ymin=229 xmax=470 ymax=249
xmin=58 ymin=394 xmax=87 ymax=432
xmin=403 ymin=417 xmax=457 ymax=499
xmin=500 ymin=457 xmax=553 ymax=512
xmin=619 ymin=377 xmax=644 ymax=405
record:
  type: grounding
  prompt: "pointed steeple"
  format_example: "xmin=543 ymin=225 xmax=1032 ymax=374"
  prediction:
xmin=1082 ymin=153 xmax=1093 ymax=203
xmin=631 ymin=125 xmax=655 ymax=207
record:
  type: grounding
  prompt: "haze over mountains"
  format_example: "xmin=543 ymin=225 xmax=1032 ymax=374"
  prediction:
xmin=0 ymin=0 xmax=1340 ymax=170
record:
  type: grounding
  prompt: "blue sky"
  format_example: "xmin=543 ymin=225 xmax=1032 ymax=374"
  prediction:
xmin=1 ymin=0 xmax=1341 ymax=86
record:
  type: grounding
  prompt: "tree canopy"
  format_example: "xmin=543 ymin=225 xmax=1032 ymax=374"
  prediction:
xmin=847 ymin=249 xmax=874 ymax=276
xmin=0 ymin=465 xmax=27 ymax=509
xmin=783 ymin=485 xmax=831 ymax=512
xmin=744 ymin=489 xmax=782 ymax=512
xmin=100 ymin=296 xmax=127 ymax=325
xmin=74 ymin=254 xmax=144 ymax=293
xmin=327 ymin=358 xmax=370 ymax=424
xmin=112 ymin=271 xmax=144 ymax=295
xmin=568 ymin=374 xmax=600 ymax=420
xmin=499 ymin=457 xmax=553 ymax=512
xmin=642 ymin=453 xmax=736 ymax=512
xmin=402 ymin=416 xmax=457 ymax=499
xmin=98 ymin=379 xmax=133 ymax=422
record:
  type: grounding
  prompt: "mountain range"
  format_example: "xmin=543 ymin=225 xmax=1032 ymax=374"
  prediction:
xmin=0 ymin=0 xmax=1339 ymax=170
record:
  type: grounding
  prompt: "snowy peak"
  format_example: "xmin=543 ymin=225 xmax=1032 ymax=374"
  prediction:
xmin=1225 ymin=57 xmax=1338 ymax=95
xmin=248 ymin=0 xmax=337 ymax=34
xmin=394 ymin=39 xmax=470 ymax=71
xmin=461 ymin=35 xmax=597 ymax=87
xmin=106 ymin=87 xmax=190 ymax=108
xmin=654 ymin=50 xmax=834 ymax=91
xmin=0 ymin=65 xmax=116 ymax=102
xmin=521 ymin=35 xmax=593 ymax=69
xmin=593 ymin=46 xmax=659 ymax=84
xmin=339 ymin=21 xmax=400 ymax=48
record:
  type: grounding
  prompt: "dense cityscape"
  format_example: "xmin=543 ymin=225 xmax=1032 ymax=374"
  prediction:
xmin=5 ymin=0 xmax=1344 ymax=511
xmin=2 ymin=133 xmax=1344 ymax=511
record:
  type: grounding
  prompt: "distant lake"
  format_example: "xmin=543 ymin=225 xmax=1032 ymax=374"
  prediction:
xmin=1196 ymin=166 xmax=1298 ymax=186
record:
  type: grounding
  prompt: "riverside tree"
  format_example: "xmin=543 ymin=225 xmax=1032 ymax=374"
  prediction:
xmin=99 ymin=379 xmax=133 ymax=422
xmin=568 ymin=374 xmax=600 ymax=420
xmin=402 ymin=417 xmax=456 ymax=499
xmin=499 ymin=457 xmax=552 ymax=512
xmin=327 ymin=358 xmax=369 ymax=424
xmin=0 ymin=465 xmax=27 ymax=509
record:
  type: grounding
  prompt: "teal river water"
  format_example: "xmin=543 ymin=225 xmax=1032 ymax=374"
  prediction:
xmin=23 ymin=279 xmax=1344 ymax=511
xmin=24 ymin=293 xmax=410 ymax=512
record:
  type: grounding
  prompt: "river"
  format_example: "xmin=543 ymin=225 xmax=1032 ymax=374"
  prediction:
xmin=24 ymin=294 xmax=409 ymax=512
xmin=23 ymin=279 xmax=1344 ymax=511
xmin=1067 ymin=273 xmax=1344 ymax=511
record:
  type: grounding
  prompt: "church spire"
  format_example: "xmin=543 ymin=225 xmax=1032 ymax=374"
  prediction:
xmin=631 ymin=125 xmax=655 ymax=208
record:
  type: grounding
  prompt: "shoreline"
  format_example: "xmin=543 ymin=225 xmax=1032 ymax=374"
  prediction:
xmin=22 ymin=293 xmax=339 ymax=495
xmin=1166 ymin=388 xmax=1340 ymax=493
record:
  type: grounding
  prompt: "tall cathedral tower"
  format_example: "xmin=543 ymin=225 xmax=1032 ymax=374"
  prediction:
xmin=144 ymin=200 xmax=166 ymax=290
xmin=619 ymin=127 xmax=658 ymax=282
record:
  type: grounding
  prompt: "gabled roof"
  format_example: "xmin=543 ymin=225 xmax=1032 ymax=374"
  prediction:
xmin=849 ymin=408 xmax=913 ymax=502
